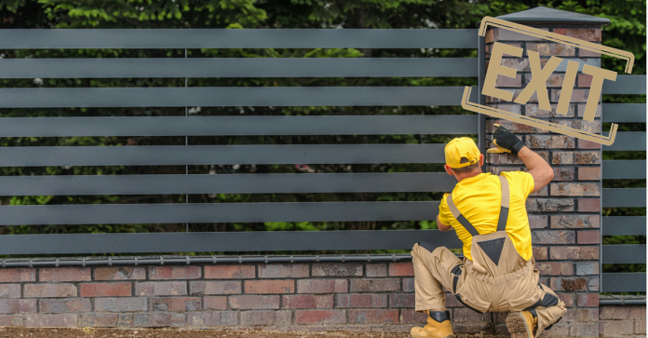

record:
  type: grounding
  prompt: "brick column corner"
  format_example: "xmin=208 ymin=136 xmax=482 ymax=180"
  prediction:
xmin=483 ymin=7 xmax=607 ymax=338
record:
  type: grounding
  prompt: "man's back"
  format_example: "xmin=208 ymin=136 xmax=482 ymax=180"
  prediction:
xmin=438 ymin=171 xmax=535 ymax=261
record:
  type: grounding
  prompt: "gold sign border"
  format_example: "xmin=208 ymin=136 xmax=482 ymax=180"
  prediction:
xmin=463 ymin=17 xmax=635 ymax=146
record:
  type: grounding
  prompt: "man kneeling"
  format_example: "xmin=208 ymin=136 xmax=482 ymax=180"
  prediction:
xmin=410 ymin=126 xmax=566 ymax=338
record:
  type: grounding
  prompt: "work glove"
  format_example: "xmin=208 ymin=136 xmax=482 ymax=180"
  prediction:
xmin=487 ymin=124 xmax=525 ymax=155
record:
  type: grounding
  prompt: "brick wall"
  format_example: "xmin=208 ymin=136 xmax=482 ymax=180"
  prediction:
xmin=0 ymin=262 xmax=498 ymax=332
xmin=599 ymin=305 xmax=646 ymax=337
xmin=484 ymin=25 xmax=603 ymax=337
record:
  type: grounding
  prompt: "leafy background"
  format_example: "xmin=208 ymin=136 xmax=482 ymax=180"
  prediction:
xmin=0 ymin=0 xmax=645 ymax=292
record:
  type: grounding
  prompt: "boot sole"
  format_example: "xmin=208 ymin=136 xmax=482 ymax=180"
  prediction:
xmin=506 ymin=312 xmax=532 ymax=338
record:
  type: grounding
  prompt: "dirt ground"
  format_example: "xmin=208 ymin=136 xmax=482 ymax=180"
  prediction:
xmin=0 ymin=327 xmax=505 ymax=338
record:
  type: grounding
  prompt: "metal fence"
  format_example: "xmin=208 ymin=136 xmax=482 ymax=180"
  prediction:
xmin=0 ymin=29 xmax=482 ymax=255
xmin=600 ymin=79 xmax=647 ymax=293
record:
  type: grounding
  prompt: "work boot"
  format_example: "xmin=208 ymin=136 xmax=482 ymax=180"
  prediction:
xmin=506 ymin=311 xmax=538 ymax=338
xmin=410 ymin=310 xmax=453 ymax=338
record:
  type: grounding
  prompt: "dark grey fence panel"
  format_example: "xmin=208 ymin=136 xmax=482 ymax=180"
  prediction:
xmin=603 ymin=132 xmax=646 ymax=151
xmin=602 ymin=75 xmax=647 ymax=95
xmin=0 ymin=58 xmax=478 ymax=79
xmin=0 ymin=86 xmax=478 ymax=108
xmin=602 ymin=160 xmax=646 ymax=179
xmin=602 ymin=188 xmax=647 ymax=208
xmin=602 ymin=103 xmax=647 ymax=123
xmin=0 ymin=29 xmax=478 ymax=49
xmin=0 ymin=115 xmax=478 ymax=137
xmin=602 ymin=245 xmax=647 ymax=264
xmin=602 ymin=273 xmax=646 ymax=292
xmin=602 ymin=217 xmax=646 ymax=236
xmin=0 ymin=230 xmax=463 ymax=255
xmin=0 ymin=201 xmax=439 ymax=226
xmin=0 ymin=144 xmax=446 ymax=167
xmin=0 ymin=173 xmax=457 ymax=196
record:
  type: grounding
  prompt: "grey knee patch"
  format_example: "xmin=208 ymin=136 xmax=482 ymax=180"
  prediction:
xmin=541 ymin=292 xmax=559 ymax=308
xmin=417 ymin=241 xmax=437 ymax=253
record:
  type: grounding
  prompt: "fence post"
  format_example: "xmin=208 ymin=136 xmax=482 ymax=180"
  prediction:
xmin=482 ymin=7 xmax=608 ymax=337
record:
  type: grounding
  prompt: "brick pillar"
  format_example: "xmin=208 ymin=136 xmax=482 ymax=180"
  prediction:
xmin=483 ymin=7 xmax=606 ymax=338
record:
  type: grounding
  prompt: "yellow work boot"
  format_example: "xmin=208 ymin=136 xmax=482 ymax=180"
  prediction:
xmin=410 ymin=310 xmax=453 ymax=338
xmin=506 ymin=311 xmax=538 ymax=338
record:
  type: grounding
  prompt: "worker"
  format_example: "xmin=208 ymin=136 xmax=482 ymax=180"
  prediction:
xmin=410 ymin=125 xmax=566 ymax=338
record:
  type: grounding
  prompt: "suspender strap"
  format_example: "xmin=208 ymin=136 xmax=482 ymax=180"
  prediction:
xmin=497 ymin=175 xmax=510 ymax=232
xmin=446 ymin=192 xmax=479 ymax=237
xmin=446 ymin=175 xmax=511 ymax=235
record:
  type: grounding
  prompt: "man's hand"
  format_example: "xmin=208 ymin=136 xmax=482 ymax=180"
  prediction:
xmin=488 ymin=124 xmax=525 ymax=155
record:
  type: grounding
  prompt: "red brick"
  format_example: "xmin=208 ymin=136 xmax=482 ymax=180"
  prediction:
xmin=550 ymin=215 xmax=599 ymax=229
xmin=258 ymin=264 xmax=308 ymax=278
xmin=526 ymin=198 xmax=574 ymax=212
xmin=282 ymin=295 xmax=333 ymax=309
xmin=366 ymin=264 xmax=387 ymax=277
xmin=94 ymin=298 xmax=146 ymax=312
xmin=525 ymin=103 xmax=575 ymax=118
xmin=350 ymin=278 xmax=400 ymax=292
xmin=537 ymin=262 xmax=573 ymax=276
xmin=563 ymin=308 xmax=598 ymax=322
xmin=134 ymin=313 xmax=184 ymax=327
xmin=39 ymin=268 xmax=91 ymax=282
xmin=203 ymin=296 xmax=226 ymax=310
xmin=336 ymin=294 xmax=388 ymax=308
xmin=600 ymin=305 xmax=630 ymax=319
xmin=204 ymin=265 xmax=255 ymax=279
xmin=557 ymin=293 xmax=573 ymax=307
xmin=533 ymin=247 xmax=548 ymax=260
xmin=529 ymin=185 xmax=548 ymax=197
xmin=39 ymin=299 xmax=91 ymax=313
xmin=578 ymin=199 xmax=600 ymax=212
xmin=578 ymin=74 xmax=593 ymax=87
xmin=389 ymin=293 xmax=415 ymax=308
xmin=523 ymin=73 xmax=563 ymax=88
xmin=189 ymin=281 xmax=241 ymax=295
xmin=550 ymin=246 xmax=599 ymax=260
xmin=578 ymin=139 xmax=602 ymax=149
xmin=577 ymin=167 xmax=600 ymax=180
xmin=403 ymin=278 xmax=415 ymax=292
xmin=94 ymin=267 xmax=145 ymax=280
xmin=24 ymin=284 xmax=76 ymax=298
xmin=296 ymin=310 xmax=346 ymax=324
xmin=576 ymin=293 xmax=598 ymax=307
xmin=240 ymin=310 xmax=291 ymax=325
xmin=349 ymin=309 xmax=398 ymax=324
xmin=0 ymin=300 xmax=36 ymax=313
xmin=148 ymin=266 xmax=201 ymax=280
xmin=0 ymin=285 xmax=21 ymax=298
xmin=532 ymin=230 xmax=575 ymax=244
xmin=78 ymin=314 xmax=118 ymax=328
xmin=80 ymin=283 xmax=131 ymax=297
xmin=551 ymin=151 xmax=600 ymax=165
xmin=495 ymin=73 xmax=522 ymax=87
xmin=229 ymin=295 xmax=280 ymax=309
xmin=245 ymin=280 xmax=294 ymax=294
xmin=389 ymin=263 xmax=414 ymax=276
xmin=600 ymin=321 xmax=634 ymax=336
xmin=0 ymin=268 xmax=35 ymax=282
xmin=312 ymin=263 xmax=362 ymax=277
xmin=149 ymin=297 xmax=200 ymax=311
xmin=526 ymin=135 xmax=575 ymax=150
xmin=297 ymin=279 xmax=347 ymax=294
xmin=187 ymin=311 xmax=238 ymax=326
xmin=135 ymin=282 xmax=186 ymax=296
xmin=400 ymin=309 xmax=428 ymax=324
xmin=552 ymin=89 xmax=589 ymax=103
xmin=550 ymin=277 xmax=589 ymax=292
xmin=577 ymin=230 xmax=600 ymax=244
xmin=25 ymin=314 xmax=77 ymax=328
xmin=552 ymin=167 xmax=575 ymax=182
xmin=550 ymin=182 xmax=600 ymax=196
xmin=554 ymin=28 xmax=601 ymax=42
xmin=0 ymin=315 xmax=22 ymax=327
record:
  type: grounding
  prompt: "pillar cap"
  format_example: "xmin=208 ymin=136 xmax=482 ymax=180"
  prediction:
xmin=496 ymin=6 xmax=610 ymax=26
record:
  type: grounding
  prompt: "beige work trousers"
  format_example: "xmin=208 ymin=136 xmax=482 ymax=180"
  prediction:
xmin=411 ymin=243 xmax=566 ymax=336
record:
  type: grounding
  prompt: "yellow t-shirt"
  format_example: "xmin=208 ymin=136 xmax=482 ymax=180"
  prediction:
xmin=438 ymin=171 xmax=535 ymax=261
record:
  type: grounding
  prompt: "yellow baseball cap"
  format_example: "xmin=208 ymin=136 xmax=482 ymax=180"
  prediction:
xmin=444 ymin=137 xmax=481 ymax=168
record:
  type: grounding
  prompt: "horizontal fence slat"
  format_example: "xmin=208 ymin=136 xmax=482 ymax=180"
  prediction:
xmin=602 ymin=245 xmax=646 ymax=264
xmin=602 ymin=273 xmax=646 ymax=292
xmin=0 ymin=230 xmax=463 ymax=255
xmin=602 ymin=217 xmax=647 ymax=236
xmin=0 ymin=29 xmax=478 ymax=49
xmin=0 ymin=86 xmax=477 ymax=108
xmin=603 ymin=132 xmax=646 ymax=151
xmin=602 ymin=104 xmax=647 ymax=123
xmin=0 ymin=115 xmax=478 ymax=137
xmin=0 ymin=202 xmax=439 ymax=225
xmin=602 ymin=75 xmax=647 ymax=95
xmin=0 ymin=173 xmax=457 ymax=196
xmin=602 ymin=160 xmax=646 ymax=179
xmin=0 ymin=58 xmax=478 ymax=79
xmin=602 ymin=188 xmax=646 ymax=208
xmin=0 ymin=144 xmax=446 ymax=167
